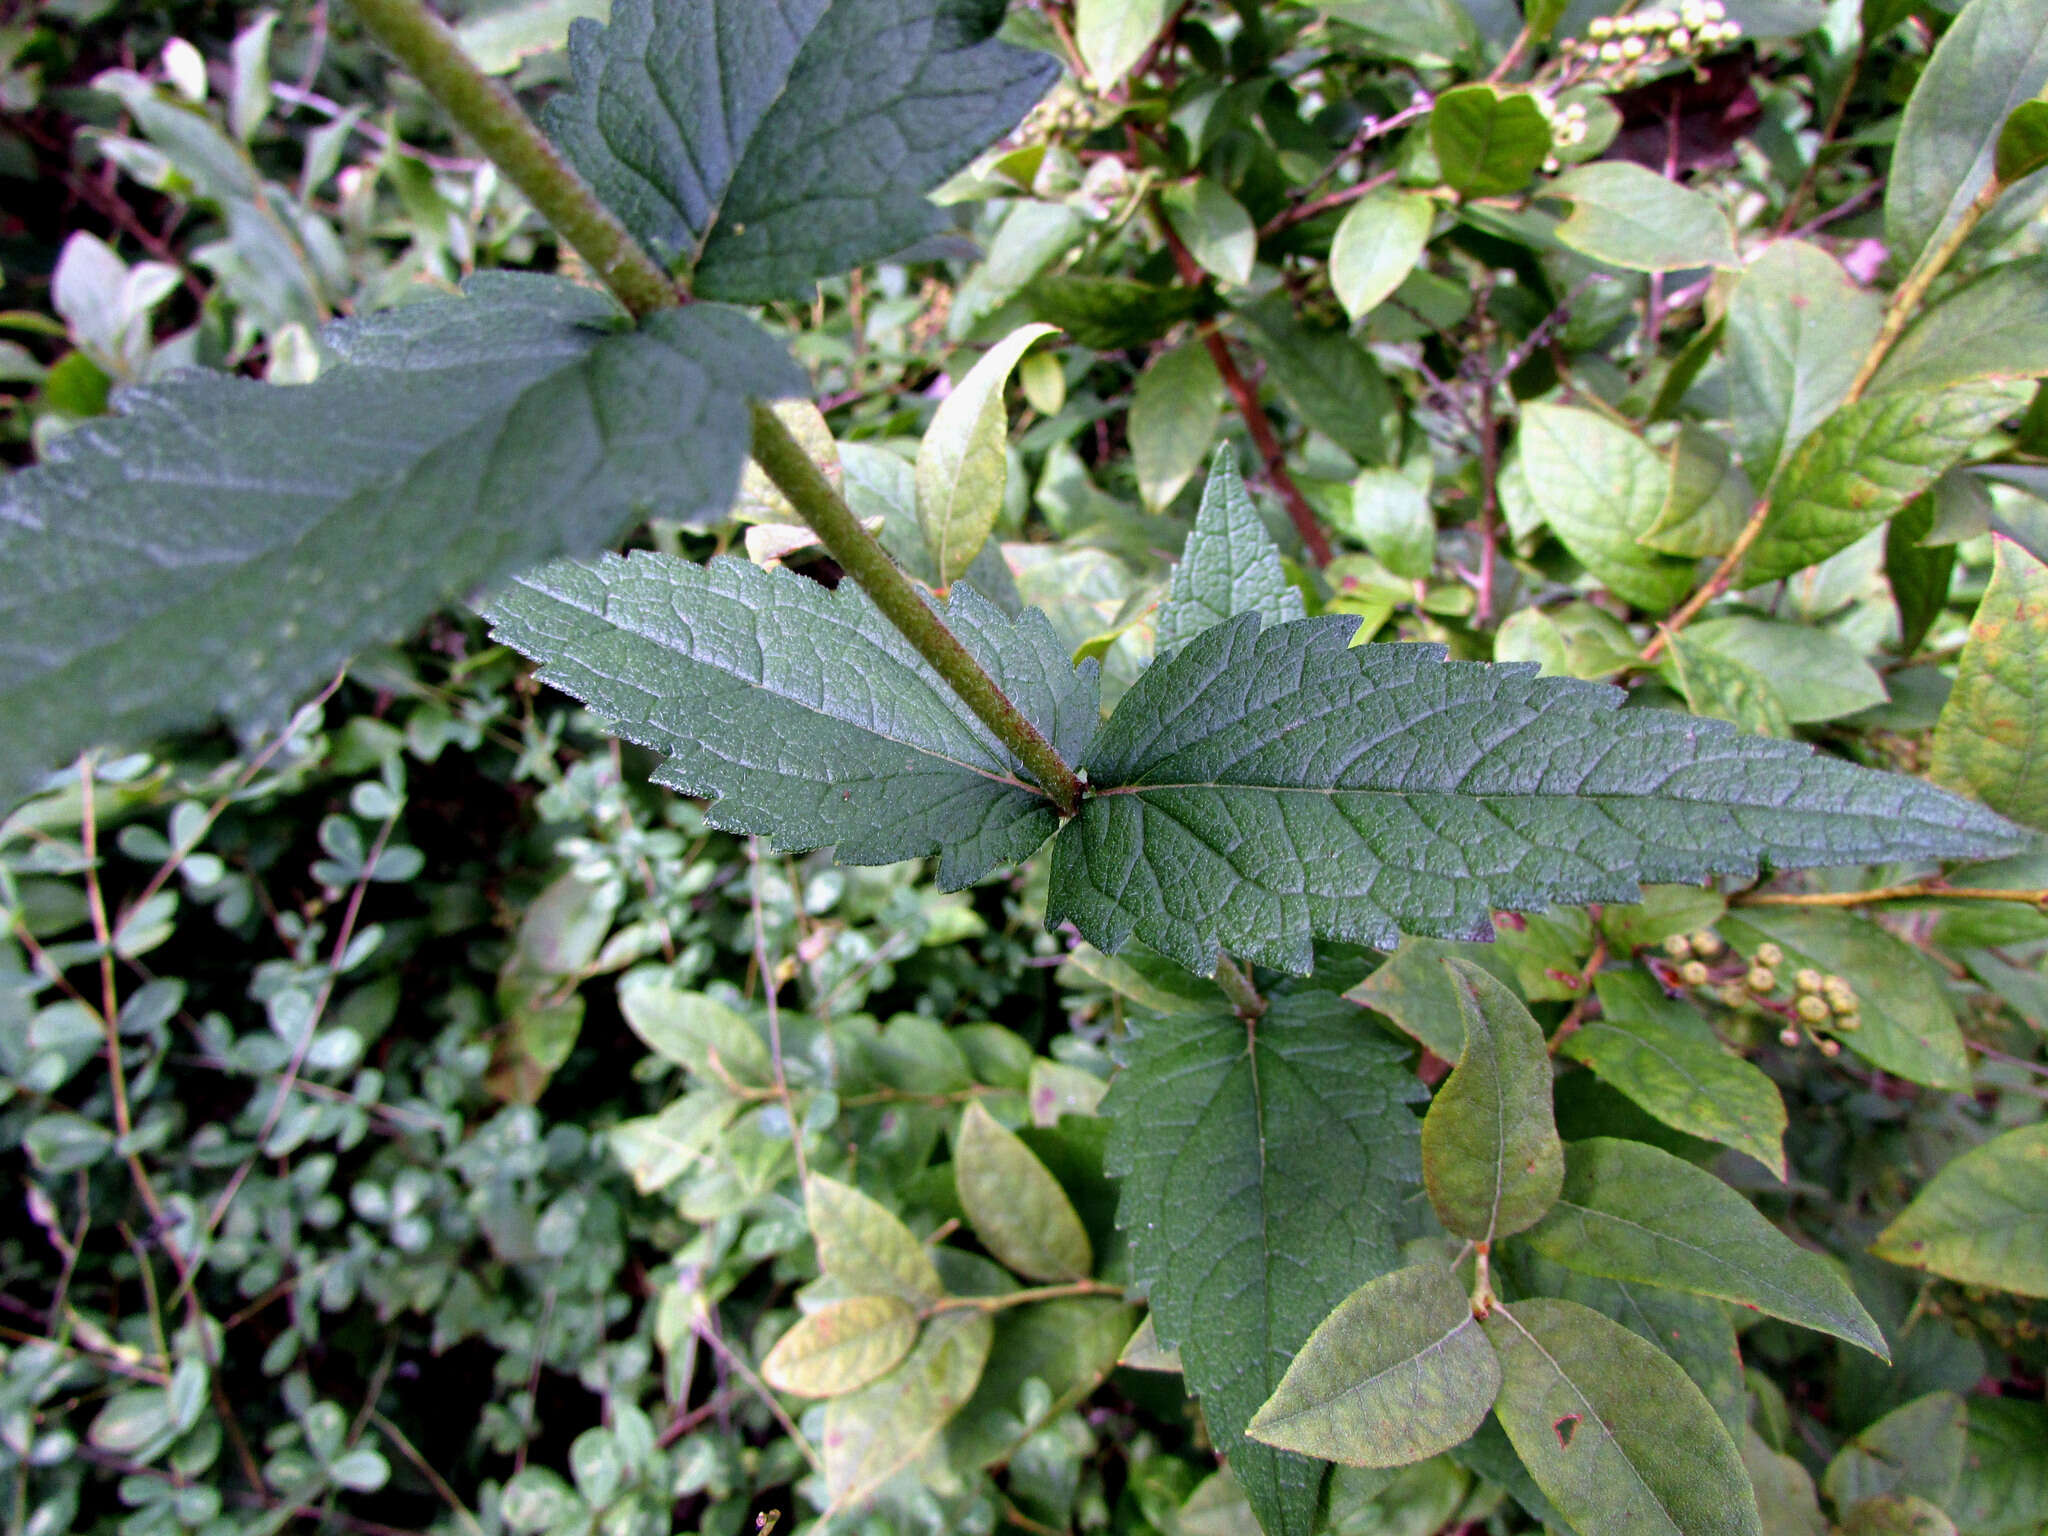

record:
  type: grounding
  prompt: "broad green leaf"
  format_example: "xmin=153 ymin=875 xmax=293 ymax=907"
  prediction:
xmin=1887 ymin=493 xmax=1958 ymax=659
xmin=1248 ymin=1263 xmax=1500 ymax=1467
xmin=1884 ymin=0 xmax=2048 ymax=278
xmin=1680 ymin=618 xmax=1887 ymax=725
xmin=1597 ymin=886 xmax=1729 ymax=955
xmin=1519 ymin=403 xmax=1697 ymax=613
xmin=1562 ymin=973 xmax=1787 ymax=1178
xmin=1344 ymin=938 xmax=1520 ymax=1061
xmin=1422 ymin=960 xmax=1563 ymax=1240
xmin=1822 ymin=1391 xmax=1967 ymax=1512
xmin=1522 ymin=1138 xmax=1890 ymax=1358
xmin=1930 ymin=536 xmax=2048 ymax=831
xmin=1724 ymin=241 xmax=1883 ymax=488
xmin=1745 ymin=384 xmax=2028 ymax=585
xmin=1871 ymin=1122 xmax=2048 ymax=1297
xmin=1717 ymin=911 xmax=1972 ymax=1090
xmin=1305 ymin=0 xmax=1482 ymax=69
xmin=955 ymin=1101 xmax=1093 ymax=1282
xmin=1063 ymin=942 xmax=1222 ymax=1016
xmin=546 ymin=0 xmax=1057 ymax=299
xmin=917 ymin=323 xmax=1058 ymax=585
xmin=805 ymin=1174 xmax=944 ymax=1305
xmin=1547 ymin=163 xmax=1739 ymax=273
xmin=1103 ymin=993 xmax=1424 ymax=1536
xmin=1076 ymin=0 xmax=1172 ymax=88
xmin=1162 ymin=179 xmax=1259 ymax=287
xmin=1643 ymin=426 xmax=1757 ymax=560
xmin=1156 ymin=448 xmax=1307 ymax=651
xmin=87 ymin=1388 xmax=176 ymax=1456
xmin=1241 ymin=297 xmax=1393 ymax=466
xmin=486 ymin=555 xmax=1097 ymax=891
xmin=946 ymin=1296 xmax=1138 ymax=1467
xmin=617 ymin=975 xmax=771 ymax=1086
xmin=1665 ymin=633 xmax=1795 ymax=739
xmin=736 ymin=400 xmax=841 ymax=524
xmin=1048 ymin=614 xmax=2019 ymax=976
xmin=1431 ymin=84 xmax=1552 ymax=198
xmin=761 ymin=1295 xmax=920 ymax=1397
xmin=1998 ymin=98 xmax=2048 ymax=183
xmin=821 ymin=1307 xmax=992 ymax=1506
xmin=1331 ymin=191 xmax=1436 ymax=322
xmin=1482 ymin=1298 xmax=1760 ymax=1536
xmin=1838 ymin=1496 xmax=1959 ymax=1536
xmin=1347 ymin=469 xmax=1435 ymax=579
xmin=1131 ymin=342 xmax=1226 ymax=512
xmin=1949 ymin=1397 xmax=2048 ymax=1536
xmin=2 ymin=277 xmax=799 ymax=808
xmin=455 ymin=0 xmax=606 ymax=73
xmin=1494 ymin=602 xmax=1639 ymax=682
xmin=1741 ymin=1429 xmax=1827 ymax=1536
xmin=1870 ymin=258 xmax=2048 ymax=396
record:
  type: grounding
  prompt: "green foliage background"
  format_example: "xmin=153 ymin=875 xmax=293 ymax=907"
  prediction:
xmin=2 ymin=1 xmax=2047 ymax=1535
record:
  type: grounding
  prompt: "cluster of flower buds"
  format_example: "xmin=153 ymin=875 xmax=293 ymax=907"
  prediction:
xmin=1534 ymin=95 xmax=1594 ymax=172
xmin=1562 ymin=4 xmax=1743 ymax=83
xmin=1666 ymin=933 xmax=1862 ymax=1054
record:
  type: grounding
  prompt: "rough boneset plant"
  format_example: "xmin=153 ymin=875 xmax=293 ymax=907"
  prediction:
xmin=5 ymin=1 xmax=2048 ymax=1534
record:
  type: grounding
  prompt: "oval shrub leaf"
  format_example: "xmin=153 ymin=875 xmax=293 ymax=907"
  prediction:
xmin=1871 ymin=1121 xmax=2048 ymax=1297
xmin=1930 ymin=535 xmax=2048 ymax=832
xmin=822 ymin=1308 xmax=992 ymax=1506
xmin=1548 ymin=163 xmax=1738 ymax=273
xmin=762 ymin=1295 xmax=920 ymax=1397
xmin=806 ymin=1174 xmax=944 ymax=1305
xmin=954 ymin=1101 xmax=1093 ymax=1282
xmin=917 ymin=323 xmax=1059 ymax=586
xmin=1331 ymin=191 xmax=1435 ymax=321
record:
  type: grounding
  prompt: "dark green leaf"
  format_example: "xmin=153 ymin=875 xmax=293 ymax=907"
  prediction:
xmin=1132 ymin=342 xmax=1226 ymax=512
xmin=1048 ymin=614 xmax=2019 ymax=975
xmin=1997 ymin=99 xmax=2048 ymax=184
xmin=1823 ymin=1391 xmax=1967 ymax=1512
xmin=1 ymin=277 xmax=796 ymax=807
xmin=545 ymin=0 xmax=1057 ymax=299
xmin=1241 ymin=297 xmax=1393 ymax=466
xmin=1103 ymin=993 xmax=1424 ymax=1536
xmin=1422 ymin=959 xmax=1563 ymax=1240
xmin=1431 ymin=84 xmax=1552 ymax=198
xmin=1949 ymin=1397 xmax=2048 ymax=1536
xmin=1522 ymin=1138 xmax=1890 ymax=1357
xmin=1871 ymin=1122 xmax=2048 ymax=1297
xmin=1157 ymin=448 xmax=1306 ymax=652
xmin=1344 ymin=938 xmax=1520 ymax=1061
xmin=487 ymin=555 xmax=1096 ymax=890
xmin=1247 ymin=1263 xmax=1501 ymax=1467
xmin=1871 ymin=258 xmax=2048 ymax=396
xmin=1930 ymin=536 xmax=2048 ymax=831
xmin=1745 ymin=384 xmax=2027 ymax=585
xmin=1022 ymin=274 xmax=1208 ymax=350
xmin=1884 ymin=0 xmax=2048 ymax=277
xmin=1482 ymin=1298 xmax=1761 ymax=1536
xmin=1887 ymin=493 xmax=1957 ymax=659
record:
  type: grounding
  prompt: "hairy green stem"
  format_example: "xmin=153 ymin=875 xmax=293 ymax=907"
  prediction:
xmin=344 ymin=0 xmax=678 ymax=318
xmin=749 ymin=403 xmax=1086 ymax=817
xmin=1211 ymin=954 xmax=1266 ymax=1018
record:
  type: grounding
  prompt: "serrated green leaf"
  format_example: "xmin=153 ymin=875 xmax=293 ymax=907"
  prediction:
xmin=1665 ymin=633 xmax=1795 ymax=739
xmin=1482 ymin=1298 xmax=1761 ymax=1536
xmin=1823 ymin=1391 xmax=1967 ymax=1513
xmin=1076 ymin=0 xmax=1172 ymax=88
xmin=1548 ymin=163 xmax=1738 ymax=273
xmin=1248 ymin=1263 xmax=1499 ymax=1467
xmin=1643 ymin=426 xmax=1757 ymax=560
xmin=545 ymin=0 xmax=1056 ymax=299
xmin=1103 ymin=993 xmax=1424 ymax=1536
xmin=1562 ymin=973 xmax=1787 ymax=1178
xmin=1930 ymin=536 xmax=2048 ymax=831
xmin=1 ymin=278 xmax=798 ymax=808
xmin=1724 ymin=241 xmax=1883 ymax=488
xmin=1331 ymin=191 xmax=1436 ymax=322
xmin=918 ymin=324 xmax=1058 ymax=585
xmin=1717 ymin=911 xmax=1971 ymax=1090
xmin=1048 ymin=613 xmax=2019 ymax=976
xmin=486 ymin=555 xmax=1096 ymax=890
xmin=806 ymin=1174 xmax=944 ymax=1305
xmin=1132 ymin=342 xmax=1226 ymax=512
xmin=1522 ymin=1138 xmax=1889 ymax=1357
xmin=1344 ymin=938 xmax=1521 ymax=1061
xmin=1885 ymin=0 xmax=2048 ymax=279
xmin=1422 ymin=959 xmax=1563 ymax=1240
xmin=1744 ymin=384 xmax=2027 ymax=585
xmin=822 ymin=1307 xmax=992 ymax=1506
xmin=761 ymin=1295 xmax=920 ymax=1397
xmin=1157 ymin=448 xmax=1306 ymax=652
xmin=955 ymin=1101 xmax=1093 ymax=1282
xmin=1871 ymin=1122 xmax=2048 ymax=1297
xmin=1871 ymin=258 xmax=2048 ymax=396
xmin=1432 ymin=84 xmax=1551 ymax=198
xmin=1519 ymin=403 xmax=1697 ymax=613
xmin=1163 ymin=179 xmax=1259 ymax=287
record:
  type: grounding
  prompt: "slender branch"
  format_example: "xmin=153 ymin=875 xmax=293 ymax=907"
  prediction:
xmin=1638 ymin=498 xmax=1771 ymax=664
xmin=748 ymin=403 xmax=1085 ymax=815
xmin=1774 ymin=37 xmax=1865 ymax=237
xmin=343 ymin=0 xmax=678 ymax=317
xmin=1733 ymin=884 xmax=2048 ymax=909
xmin=1842 ymin=177 xmax=2003 ymax=406
xmin=1197 ymin=323 xmax=1334 ymax=565
xmin=747 ymin=837 xmax=810 ymax=1186
xmin=1211 ymin=953 xmax=1267 ymax=1019
xmin=927 ymin=1279 xmax=1127 ymax=1314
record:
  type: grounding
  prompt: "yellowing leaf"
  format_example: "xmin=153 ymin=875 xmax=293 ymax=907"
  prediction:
xmin=1871 ymin=1122 xmax=2048 ymax=1297
xmin=822 ymin=1308 xmax=992 ymax=1506
xmin=1930 ymin=536 xmax=2048 ymax=832
xmin=761 ymin=1295 xmax=920 ymax=1397
xmin=917 ymin=323 xmax=1059 ymax=585
xmin=806 ymin=1174 xmax=944 ymax=1305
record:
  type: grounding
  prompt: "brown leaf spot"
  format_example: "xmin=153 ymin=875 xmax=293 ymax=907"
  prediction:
xmin=1554 ymin=1414 xmax=1581 ymax=1449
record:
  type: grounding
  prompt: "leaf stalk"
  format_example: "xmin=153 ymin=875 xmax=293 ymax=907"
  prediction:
xmin=748 ymin=403 xmax=1086 ymax=818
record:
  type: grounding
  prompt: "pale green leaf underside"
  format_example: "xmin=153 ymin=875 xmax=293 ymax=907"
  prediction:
xmin=485 ymin=553 xmax=1097 ymax=891
xmin=545 ymin=0 xmax=1057 ymax=300
xmin=1156 ymin=447 xmax=1306 ymax=652
xmin=1104 ymin=994 xmax=1423 ymax=1536
xmin=1484 ymin=1298 xmax=1761 ymax=1536
xmin=760 ymin=1294 xmax=919 ymax=1397
xmin=1248 ymin=1262 xmax=1500 ymax=1468
xmin=1522 ymin=1138 xmax=1889 ymax=1358
xmin=1046 ymin=613 xmax=2021 ymax=976
xmin=0 ymin=275 xmax=798 ymax=807
xmin=822 ymin=1308 xmax=992 ymax=1505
